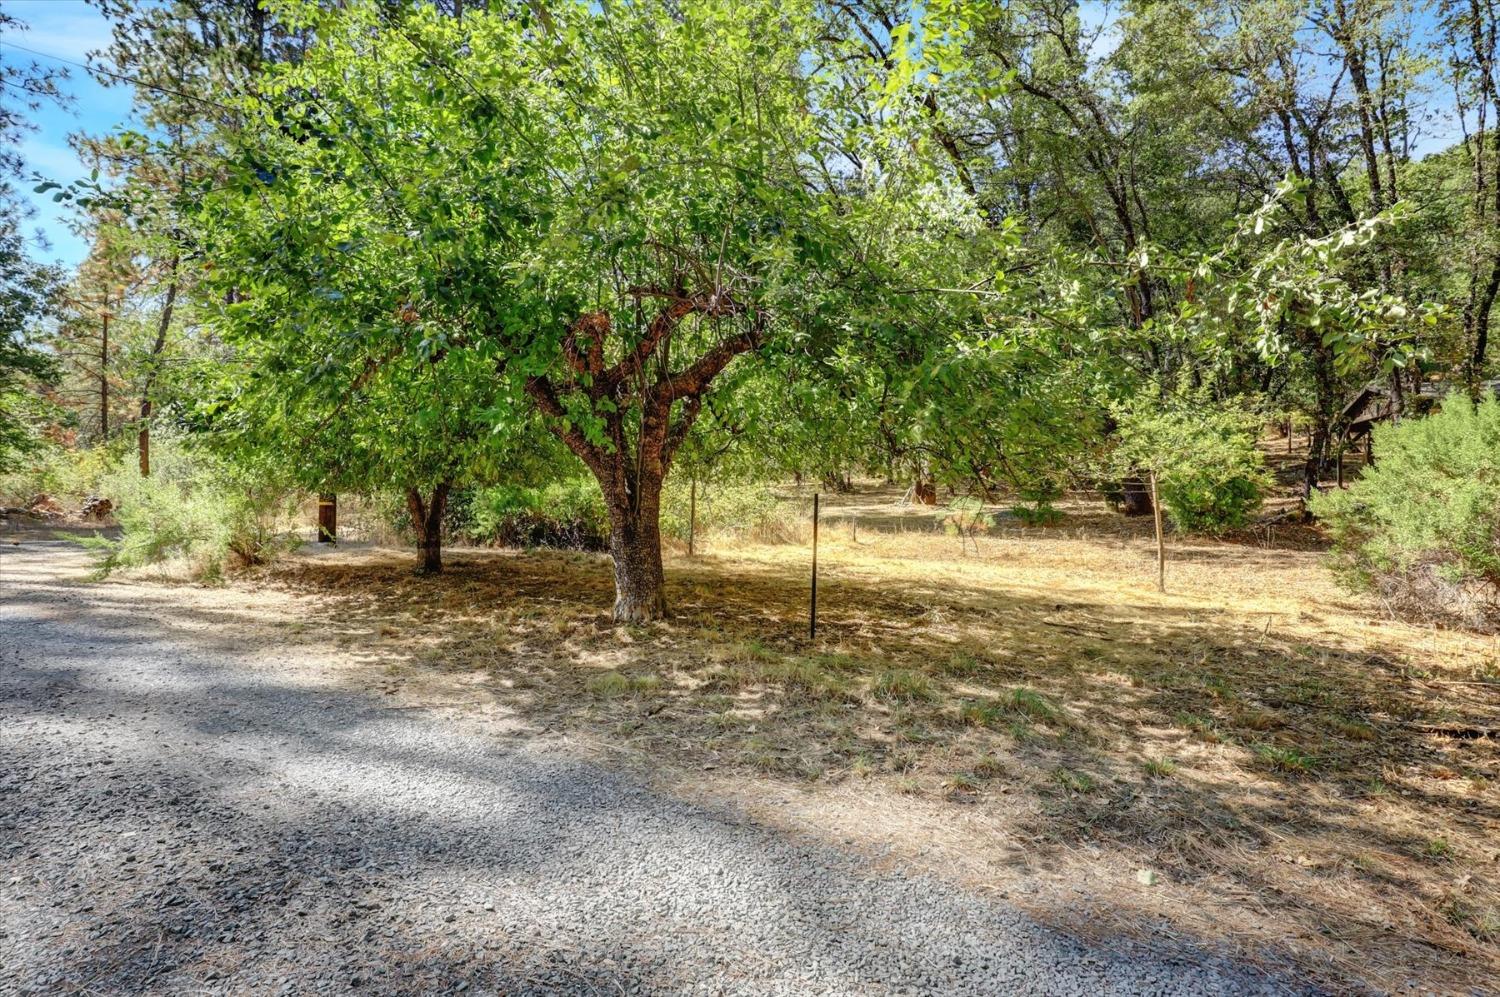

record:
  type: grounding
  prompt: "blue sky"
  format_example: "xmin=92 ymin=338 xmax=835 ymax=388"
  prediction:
xmin=4 ymin=0 xmax=133 ymax=268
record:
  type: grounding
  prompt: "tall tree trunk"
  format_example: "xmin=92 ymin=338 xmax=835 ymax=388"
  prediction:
xmin=317 ymin=493 xmax=337 ymax=544
xmin=405 ymin=483 xmax=450 ymax=574
xmin=137 ymin=262 xmax=179 ymax=477
xmin=1303 ymin=426 xmax=1328 ymax=501
xmin=100 ymin=306 xmax=110 ymax=442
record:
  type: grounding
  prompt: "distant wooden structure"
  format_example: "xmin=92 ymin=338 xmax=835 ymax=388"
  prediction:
xmin=1337 ymin=377 xmax=1500 ymax=484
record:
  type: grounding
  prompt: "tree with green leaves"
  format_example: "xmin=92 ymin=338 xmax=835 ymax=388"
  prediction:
xmin=0 ymin=3 xmax=66 ymax=469
xmin=194 ymin=0 xmax=954 ymax=618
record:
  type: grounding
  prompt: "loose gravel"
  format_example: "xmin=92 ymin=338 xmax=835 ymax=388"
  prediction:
xmin=0 ymin=542 xmax=1321 ymax=995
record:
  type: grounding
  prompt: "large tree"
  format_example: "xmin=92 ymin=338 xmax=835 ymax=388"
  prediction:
xmin=196 ymin=0 xmax=943 ymax=619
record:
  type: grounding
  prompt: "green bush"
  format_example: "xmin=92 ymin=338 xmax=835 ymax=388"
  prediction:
xmin=661 ymin=479 xmax=801 ymax=545
xmin=1311 ymin=394 xmax=1500 ymax=629
xmin=1010 ymin=503 xmax=1063 ymax=527
xmin=1115 ymin=399 xmax=1269 ymax=534
xmin=466 ymin=477 xmax=608 ymax=550
xmin=86 ymin=438 xmax=299 ymax=580
xmin=0 ymin=442 xmax=119 ymax=508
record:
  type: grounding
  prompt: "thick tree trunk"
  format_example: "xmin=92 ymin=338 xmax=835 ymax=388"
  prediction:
xmin=1120 ymin=475 xmax=1153 ymax=517
xmin=605 ymin=495 xmax=668 ymax=622
xmin=405 ymin=483 xmax=449 ymax=574
xmin=523 ymin=297 xmax=763 ymax=623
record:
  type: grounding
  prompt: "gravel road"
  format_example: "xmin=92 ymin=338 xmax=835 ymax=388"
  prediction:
xmin=0 ymin=541 xmax=1319 ymax=995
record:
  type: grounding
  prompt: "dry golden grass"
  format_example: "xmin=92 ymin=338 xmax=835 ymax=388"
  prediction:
xmin=261 ymin=487 xmax=1500 ymax=994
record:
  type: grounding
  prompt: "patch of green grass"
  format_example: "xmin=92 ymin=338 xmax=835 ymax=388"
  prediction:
xmin=1052 ymin=767 xmax=1097 ymax=793
xmin=1422 ymin=837 xmax=1454 ymax=861
xmin=736 ymin=638 xmax=778 ymax=662
xmin=959 ymin=699 xmax=1004 ymax=728
xmin=1335 ymin=718 xmax=1376 ymax=741
xmin=1004 ymin=686 xmax=1060 ymax=722
xmin=960 ymin=687 xmax=1062 ymax=729
xmin=704 ymin=710 xmax=745 ymax=732
xmin=762 ymin=658 xmax=849 ymax=701
xmin=705 ymin=664 xmax=755 ymax=691
xmin=586 ymin=671 xmax=660 ymax=698
xmin=873 ymin=669 xmax=935 ymax=703
xmin=937 ymin=651 xmax=986 ymax=677
xmin=972 ymin=755 xmax=1008 ymax=779
xmin=1174 ymin=712 xmax=1222 ymax=743
xmin=1439 ymin=896 xmax=1495 ymax=939
xmin=893 ymin=718 xmax=940 ymax=744
xmin=1253 ymin=743 xmax=1315 ymax=775
xmin=1202 ymin=676 xmax=1234 ymax=700
xmin=1142 ymin=757 xmax=1178 ymax=779
xmin=944 ymin=772 xmax=981 ymax=793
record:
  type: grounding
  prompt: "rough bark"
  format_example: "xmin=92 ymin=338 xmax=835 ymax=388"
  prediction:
xmin=525 ymin=293 xmax=762 ymax=622
xmin=405 ymin=483 xmax=450 ymax=574
xmin=605 ymin=495 xmax=668 ymax=622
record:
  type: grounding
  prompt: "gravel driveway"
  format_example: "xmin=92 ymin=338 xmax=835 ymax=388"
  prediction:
xmin=1 ymin=542 xmax=1318 ymax=995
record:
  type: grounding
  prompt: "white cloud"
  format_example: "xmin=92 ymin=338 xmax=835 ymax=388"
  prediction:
xmin=18 ymin=135 xmax=85 ymax=184
xmin=5 ymin=1 xmax=116 ymax=67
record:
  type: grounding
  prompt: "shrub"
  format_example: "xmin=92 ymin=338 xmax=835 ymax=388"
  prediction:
xmin=1009 ymin=502 xmax=1063 ymax=527
xmin=661 ymin=479 xmax=801 ymax=545
xmin=1311 ymin=394 xmax=1500 ymax=629
xmin=86 ymin=438 xmax=299 ymax=579
xmin=1009 ymin=480 xmax=1064 ymax=526
xmin=1115 ymin=397 xmax=1269 ymax=534
xmin=466 ymin=478 xmax=609 ymax=550
xmin=0 ymin=442 xmax=119 ymax=508
xmin=942 ymin=496 xmax=995 ymax=546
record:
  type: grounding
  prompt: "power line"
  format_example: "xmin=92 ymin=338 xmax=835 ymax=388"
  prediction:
xmin=1 ymin=39 xmax=234 ymax=111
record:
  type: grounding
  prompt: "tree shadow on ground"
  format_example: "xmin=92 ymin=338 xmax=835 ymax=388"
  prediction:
xmin=239 ymin=543 xmax=1500 ymax=994
xmin=2 ymin=585 xmax=1308 ymax=996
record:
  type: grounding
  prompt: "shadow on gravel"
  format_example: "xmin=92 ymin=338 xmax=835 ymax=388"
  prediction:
xmin=2 ymin=551 xmax=1315 ymax=995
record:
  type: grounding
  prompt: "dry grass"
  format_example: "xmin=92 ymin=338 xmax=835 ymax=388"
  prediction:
xmin=259 ymin=486 xmax=1500 ymax=994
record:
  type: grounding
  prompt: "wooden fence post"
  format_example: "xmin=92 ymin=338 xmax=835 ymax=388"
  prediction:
xmin=318 ymin=493 xmax=337 ymax=544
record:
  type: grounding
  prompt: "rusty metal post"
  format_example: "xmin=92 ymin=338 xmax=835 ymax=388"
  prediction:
xmin=1149 ymin=472 xmax=1164 ymax=594
xmin=810 ymin=493 xmax=819 ymax=639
